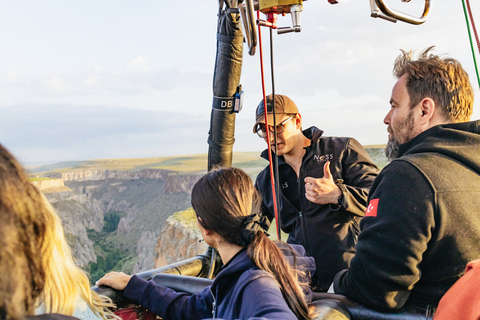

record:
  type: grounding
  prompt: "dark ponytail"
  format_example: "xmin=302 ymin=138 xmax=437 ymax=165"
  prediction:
xmin=247 ymin=232 xmax=314 ymax=320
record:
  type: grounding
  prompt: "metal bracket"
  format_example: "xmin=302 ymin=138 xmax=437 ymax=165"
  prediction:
xmin=371 ymin=0 xmax=431 ymax=25
xmin=239 ymin=0 xmax=258 ymax=55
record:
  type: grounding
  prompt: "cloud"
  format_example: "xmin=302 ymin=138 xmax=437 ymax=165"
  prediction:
xmin=127 ymin=56 xmax=152 ymax=73
xmin=0 ymin=103 xmax=210 ymax=162
xmin=0 ymin=61 xmax=214 ymax=110
xmin=0 ymin=0 xmax=478 ymax=164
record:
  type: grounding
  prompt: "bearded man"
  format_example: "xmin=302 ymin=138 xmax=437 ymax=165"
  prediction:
xmin=330 ymin=47 xmax=480 ymax=313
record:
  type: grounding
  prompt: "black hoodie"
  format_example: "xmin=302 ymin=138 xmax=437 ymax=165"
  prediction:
xmin=334 ymin=120 xmax=480 ymax=312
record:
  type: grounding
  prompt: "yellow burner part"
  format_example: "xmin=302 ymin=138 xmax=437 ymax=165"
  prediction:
xmin=258 ymin=0 xmax=303 ymax=13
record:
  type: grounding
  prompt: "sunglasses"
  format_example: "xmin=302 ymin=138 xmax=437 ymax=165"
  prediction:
xmin=256 ymin=116 xmax=295 ymax=138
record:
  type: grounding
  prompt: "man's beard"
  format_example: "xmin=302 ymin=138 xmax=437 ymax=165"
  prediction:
xmin=385 ymin=137 xmax=400 ymax=161
xmin=385 ymin=110 xmax=416 ymax=161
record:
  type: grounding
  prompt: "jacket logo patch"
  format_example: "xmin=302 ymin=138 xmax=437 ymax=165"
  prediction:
xmin=281 ymin=182 xmax=289 ymax=189
xmin=365 ymin=198 xmax=379 ymax=217
xmin=314 ymin=154 xmax=333 ymax=163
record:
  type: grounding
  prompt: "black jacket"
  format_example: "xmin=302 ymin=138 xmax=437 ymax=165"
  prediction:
xmin=255 ymin=126 xmax=379 ymax=291
xmin=333 ymin=121 xmax=480 ymax=311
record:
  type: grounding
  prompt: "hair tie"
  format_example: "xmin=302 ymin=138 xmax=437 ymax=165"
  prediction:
xmin=239 ymin=213 xmax=270 ymax=247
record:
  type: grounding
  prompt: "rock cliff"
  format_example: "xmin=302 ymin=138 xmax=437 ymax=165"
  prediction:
xmin=31 ymin=178 xmax=66 ymax=191
xmin=44 ymin=190 xmax=103 ymax=267
xmin=154 ymin=209 xmax=208 ymax=268
xmin=30 ymin=149 xmax=387 ymax=278
xmin=45 ymin=168 xmax=171 ymax=181
xmin=30 ymin=179 xmax=102 ymax=267
xmin=164 ymin=174 xmax=204 ymax=194
xmin=37 ymin=168 xmax=203 ymax=277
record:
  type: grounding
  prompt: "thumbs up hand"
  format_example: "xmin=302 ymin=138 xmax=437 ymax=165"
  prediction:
xmin=304 ymin=161 xmax=342 ymax=205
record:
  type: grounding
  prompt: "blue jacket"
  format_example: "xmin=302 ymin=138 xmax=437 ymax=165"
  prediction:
xmin=124 ymin=249 xmax=300 ymax=320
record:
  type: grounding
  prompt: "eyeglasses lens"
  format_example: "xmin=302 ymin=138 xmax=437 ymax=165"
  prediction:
xmin=256 ymin=116 xmax=294 ymax=138
xmin=256 ymin=123 xmax=284 ymax=138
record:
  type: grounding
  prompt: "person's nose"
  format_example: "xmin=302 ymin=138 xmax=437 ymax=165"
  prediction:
xmin=267 ymin=125 xmax=277 ymax=134
xmin=384 ymin=109 xmax=392 ymax=125
xmin=263 ymin=133 xmax=274 ymax=143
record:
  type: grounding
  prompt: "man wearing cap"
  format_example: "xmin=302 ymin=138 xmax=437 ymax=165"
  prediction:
xmin=253 ymin=94 xmax=379 ymax=292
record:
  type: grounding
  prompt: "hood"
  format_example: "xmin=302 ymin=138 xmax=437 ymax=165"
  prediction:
xmin=208 ymin=249 xmax=263 ymax=311
xmin=399 ymin=120 xmax=480 ymax=174
xmin=210 ymin=244 xmax=315 ymax=301
xmin=209 ymin=250 xmax=254 ymax=294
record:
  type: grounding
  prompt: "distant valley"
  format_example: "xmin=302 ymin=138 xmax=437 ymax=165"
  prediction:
xmin=29 ymin=149 xmax=387 ymax=283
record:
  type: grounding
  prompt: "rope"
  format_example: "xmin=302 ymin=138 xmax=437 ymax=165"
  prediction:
xmin=465 ymin=0 xmax=480 ymax=52
xmin=462 ymin=0 xmax=480 ymax=90
xmin=269 ymin=28 xmax=282 ymax=241
xmin=257 ymin=10 xmax=281 ymax=240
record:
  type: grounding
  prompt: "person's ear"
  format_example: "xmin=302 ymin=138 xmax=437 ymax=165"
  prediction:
xmin=295 ymin=113 xmax=303 ymax=129
xmin=418 ymin=97 xmax=436 ymax=125
xmin=197 ymin=216 xmax=208 ymax=231
xmin=197 ymin=216 xmax=213 ymax=236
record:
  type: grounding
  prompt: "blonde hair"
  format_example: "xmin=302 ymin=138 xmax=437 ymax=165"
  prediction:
xmin=40 ymin=196 xmax=118 ymax=320
xmin=0 ymin=144 xmax=117 ymax=320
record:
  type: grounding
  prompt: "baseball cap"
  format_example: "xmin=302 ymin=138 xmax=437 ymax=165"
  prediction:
xmin=253 ymin=94 xmax=299 ymax=133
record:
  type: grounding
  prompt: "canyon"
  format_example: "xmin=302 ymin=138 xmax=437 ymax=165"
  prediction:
xmin=30 ymin=149 xmax=386 ymax=282
xmin=32 ymin=167 xmax=206 ymax=282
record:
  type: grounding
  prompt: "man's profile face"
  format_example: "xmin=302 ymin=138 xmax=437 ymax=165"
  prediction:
xmin=262 ymin=115 xmax=299 ymax=156
xmin=384 ymin=74 xmax=420 ymax=160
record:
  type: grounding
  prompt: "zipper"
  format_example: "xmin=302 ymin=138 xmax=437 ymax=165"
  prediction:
xmin=209 ymin=287 xmax=216 ymax=318
xmin=298 ymin=166 xmax=311 ymax=255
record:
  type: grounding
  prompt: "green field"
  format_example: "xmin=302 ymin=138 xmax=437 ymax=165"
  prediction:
xmin=28 ymin=152 xmax=268 ymax=175
xmin=29 ymin=147 xmax=387 ymax=176
xmin=28 ymin=177 xmax=54 ymax=181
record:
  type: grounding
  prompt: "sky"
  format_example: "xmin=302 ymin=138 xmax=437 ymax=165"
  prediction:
xmin=0 ymin=1 xmax=479 ymax=165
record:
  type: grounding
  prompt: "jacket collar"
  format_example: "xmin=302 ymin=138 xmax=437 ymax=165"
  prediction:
xmin=396 ymin=120 xmax=480 ymax=175
xmin=260 ymin=126 xmax=324 ymax=161
xmin=210 ymin=249 xmax=254 ymax=293
xmin=398 ymin=120 xmax=480 ymax=158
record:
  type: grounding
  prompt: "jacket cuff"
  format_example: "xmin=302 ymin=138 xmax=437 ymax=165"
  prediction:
xmin=329 ymin=181 xmax=347 ymax=211
xmin=123 ymin=275 xmax=148 ymax=302
xmin=333 ymin=269 xmax=349 ymax=294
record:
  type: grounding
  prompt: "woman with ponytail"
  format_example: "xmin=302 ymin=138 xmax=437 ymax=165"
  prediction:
xmin=97 ymin=167 xmax=315 ymax=320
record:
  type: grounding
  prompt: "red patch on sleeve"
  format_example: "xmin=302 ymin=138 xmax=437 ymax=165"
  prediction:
xmin=365 ymin=198 xmax=379 ymax=217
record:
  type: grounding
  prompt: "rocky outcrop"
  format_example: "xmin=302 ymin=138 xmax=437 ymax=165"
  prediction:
xmin=132 ymin=231 xmax=158 ymax=274
xmin=116 ymin=201 xmax=140 ymax=235
xmin=37 ymin=168 xmax=205 ymax=274
xmin=45 ymin=190 xmax=103 ymax=267
xmin=45 ymin=169 xmax=171 ymax=182
xmin=31 ymin=178 xmax=69 ymax=192
xmin=164 ymin=174 xmax=201 ymax=194
xmin=154 ymin=214 xmax=208 ymax=268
